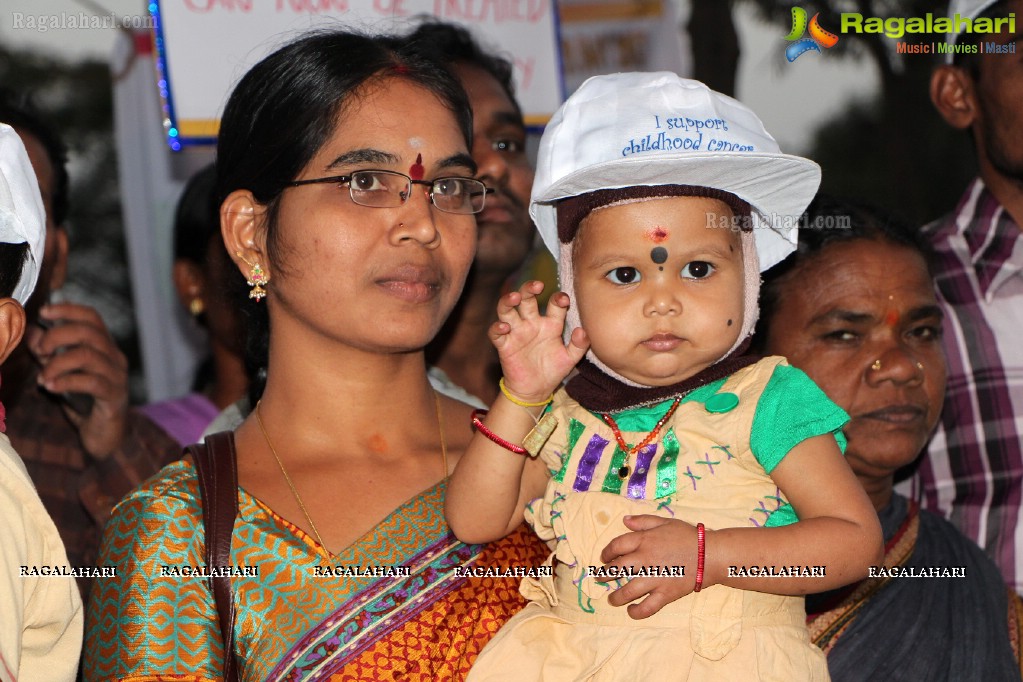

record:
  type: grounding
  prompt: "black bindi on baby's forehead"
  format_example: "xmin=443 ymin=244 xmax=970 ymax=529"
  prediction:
xmin=650 ymin=246 xmax=668 ymax=265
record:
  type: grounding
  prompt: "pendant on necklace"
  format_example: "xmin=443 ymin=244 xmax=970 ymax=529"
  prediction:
xmin=603 ymin=397 xmax=681 ymax=482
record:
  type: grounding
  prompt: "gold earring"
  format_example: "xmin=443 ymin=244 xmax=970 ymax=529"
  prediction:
xmin=189 ymin=298 xmax=205 ymax=316
xmin=236 ymin=252 xmax=268 ymax=302
xmin=871 ymin=359 xmax=882 ymax=371
xmin=916 ymin=362 xmax=924 ymax=371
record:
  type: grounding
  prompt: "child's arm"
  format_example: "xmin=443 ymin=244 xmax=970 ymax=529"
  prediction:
xmin=445 ymin=281 xmax=590 ymax=544
xmin=598 ymin=434 xmax=883 ymax=619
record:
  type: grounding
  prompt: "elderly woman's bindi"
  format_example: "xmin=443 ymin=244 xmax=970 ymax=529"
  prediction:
xmin=647 ymin=227 xmax=669 ymax=270
xmin=884 ymin=294 xmax=900 ymax=327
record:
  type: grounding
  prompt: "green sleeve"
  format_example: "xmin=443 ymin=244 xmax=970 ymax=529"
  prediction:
xmin=750 ymin=363 xmax=849 ymax=474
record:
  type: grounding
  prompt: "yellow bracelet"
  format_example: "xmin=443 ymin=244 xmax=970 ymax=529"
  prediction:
xmin=499 ymin=378 xmax=553 ymax=408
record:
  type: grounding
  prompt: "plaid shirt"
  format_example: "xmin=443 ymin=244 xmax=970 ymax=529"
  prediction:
xmin=904 ymin=179 xmax=1023 ymax=593
xmin=6 ymin=371 xmax=182 ymax=600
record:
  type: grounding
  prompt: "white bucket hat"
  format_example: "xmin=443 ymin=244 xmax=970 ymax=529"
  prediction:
xmin=530 ymin=72 xmax=821 ymax=273
xmin=531 ymin=73 xmax=820 ymax=386
xmin=945 ymin=0 xmax=1003 ymax=63
xmin=0 ymin=123 xmax=45 ymax=304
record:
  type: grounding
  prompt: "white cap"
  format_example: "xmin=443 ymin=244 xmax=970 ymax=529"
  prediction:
xmin=0 ymin=123 xmax=45 ymax=304
xmin=946 ymin=0 xmax=1003 ymax=63
xmin=529 ymin=72 xmax=820 ymax=273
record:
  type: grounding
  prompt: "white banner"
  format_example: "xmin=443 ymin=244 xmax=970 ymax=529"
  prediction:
xmin=152 ymin=0 xmax=563 ymax=146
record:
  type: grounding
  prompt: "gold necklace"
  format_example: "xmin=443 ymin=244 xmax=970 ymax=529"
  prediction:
xmin=254 ymin=391 xmax=448 ymax=555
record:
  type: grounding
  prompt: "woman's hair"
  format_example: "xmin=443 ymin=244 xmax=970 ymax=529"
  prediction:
xmin=755 ymin=194 xmax=935 ymax=350
xmin=215 ymin=29 xmax=473 ymax=405
xmin=398 ymin=19 xmax=520 ymax=118
xmin=174 ymin=163 xmax=228 ymax=392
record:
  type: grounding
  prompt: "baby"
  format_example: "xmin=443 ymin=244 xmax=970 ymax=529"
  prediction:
xmin=446 ymin=73 xmax=882 ymax=680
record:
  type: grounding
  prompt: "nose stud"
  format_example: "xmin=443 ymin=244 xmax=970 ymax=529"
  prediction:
xmin=871 ymin=359 xmax=924 ymax=372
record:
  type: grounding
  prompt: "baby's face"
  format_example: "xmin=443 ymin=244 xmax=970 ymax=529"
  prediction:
xmin=572 ymin=196 xmax=744 ymax=387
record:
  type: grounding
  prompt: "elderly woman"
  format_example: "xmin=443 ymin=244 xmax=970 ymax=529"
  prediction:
xmin=83 ymin=30 xmax=545 ymax=680
xmin=758 ymin=196 xmax=1022 ymax=680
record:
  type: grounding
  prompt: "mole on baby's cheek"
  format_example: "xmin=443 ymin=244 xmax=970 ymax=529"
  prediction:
xmin=650 ymin=247 xmax=668 ymax=265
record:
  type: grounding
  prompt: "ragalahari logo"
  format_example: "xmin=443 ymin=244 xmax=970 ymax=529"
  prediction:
xmin=785 ymin=7 xmax=839 ymax=62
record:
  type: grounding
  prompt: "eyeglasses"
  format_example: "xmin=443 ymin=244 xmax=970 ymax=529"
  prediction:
xmin=286 ymin=170 xmax=493 ymax=215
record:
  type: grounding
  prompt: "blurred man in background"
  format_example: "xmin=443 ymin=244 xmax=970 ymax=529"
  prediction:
xmin=0 ymin=92 xmax=179 ymax=601
xmin=911 ymin=0 xmax=1023 ymax=592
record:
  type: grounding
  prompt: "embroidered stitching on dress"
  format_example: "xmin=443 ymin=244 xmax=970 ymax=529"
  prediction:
xmin=711 ymin=444 xmax=735 ymax=460
xmin=749 ymin=495 xmax=783 ymax=527
xmin=749 ymin=488 xmax=789 ymax=527
xmin=695 ymin=455 xmax=721 ymax=474
xmin=576 ymin=577 xmax=595 ymax=613
xmin=682 ymin=465 xmax=701 ymax=490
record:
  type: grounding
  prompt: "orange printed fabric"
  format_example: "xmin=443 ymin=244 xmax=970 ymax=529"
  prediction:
xmin=277 ymin=527 xmax=545 ymax=680
xmin=83 ymin=460 xmax=547 ymax=682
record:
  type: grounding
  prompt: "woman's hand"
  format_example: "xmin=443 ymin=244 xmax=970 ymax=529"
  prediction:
xmin=597 ymin=515 xmax=697 ymax=620
xmin=490 ymin=280 xmax=589 ymax=403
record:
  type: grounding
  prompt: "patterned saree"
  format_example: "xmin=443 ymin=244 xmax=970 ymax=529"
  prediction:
xmin=84 ymin=460 xmax=547 ymax=681
xmin=805 ymin=495 xmax=1023 ymax=681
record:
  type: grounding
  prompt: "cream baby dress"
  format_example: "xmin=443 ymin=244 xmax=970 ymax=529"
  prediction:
xmin=467 ymin=357 xmax=847 ymax=681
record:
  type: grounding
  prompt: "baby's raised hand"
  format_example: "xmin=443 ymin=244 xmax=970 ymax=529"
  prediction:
xmin=491 ymin=280 xmax=589 ymax=403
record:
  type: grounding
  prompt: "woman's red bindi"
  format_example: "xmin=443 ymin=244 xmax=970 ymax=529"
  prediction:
xmin=409 ymin=153 xmax=425 ymax=181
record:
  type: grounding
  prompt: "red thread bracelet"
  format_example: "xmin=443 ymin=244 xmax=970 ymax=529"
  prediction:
xmin=470 ymin=409 xmax=528 ymax=456
xmin=694 ymin=522 xmax=706 ymax=592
